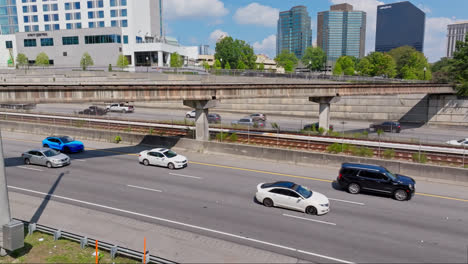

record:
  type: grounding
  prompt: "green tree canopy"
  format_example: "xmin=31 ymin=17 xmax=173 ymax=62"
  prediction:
xmin=258 ymin=63 xmax=265 ymax=71
xmin=357 ymin=52 xmax=396 ymax=78
xmin=333 ymin=56 xmax=356 ymax=76
xmin=213 ymin=59 xmax=222 ymax=70
xmin=170 ymin=52 xmax=183 ymax=68
xmin=16 ymin=53 xmax=28 ymax=68
xmin=116 ymin=54 xmax=129 ymax=69
xmin=202 ymin=61 xmax=210 ymax=70
xmin=431 ymin=57 xmax=454 ymax=83
xmin=80 ymin=52 xmax=94 ymax=71
xmin=237 ymin=60 xmax=246 ymax=70
xmin=301 ymin=46 xmax=327 ymax=71
xmin=388 ymin=46 xmax=431 ymax=80
xmin=451 ymin=33 xmax=468 ymax=95
xmin=275 ymin=49 xmax=298 ymax=73
xmin=35 ymin=52 xmax=49 ymax=67
xmin=224 ymin=61 xmax=231 ymax=69
xmin=215 ymin=36 xmax=256 ymax=69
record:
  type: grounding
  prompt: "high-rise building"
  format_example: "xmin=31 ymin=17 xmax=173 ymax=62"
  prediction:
xmin=317 ymin=3 xmax=366 ymax=63
xmin=0 ymin=0 xmax=198 ymax=68
xmin=198 ymin=44 xmax=209 ymax=55
xmin=375 ymin=1 xmax=425 ymax=53
xmin=447 ymin=22 xmax=468 ymax=58
xmin=276 ymin=6 xmax=312 ymax=58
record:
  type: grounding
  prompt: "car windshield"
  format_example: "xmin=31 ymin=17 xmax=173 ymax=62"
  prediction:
xmin=43 ymin=149 xmax=59 ymax=157
xmin=457 ymin=139 xmax=466 ymax=143
xmin=59 ymin=136 xmax=74 ymax=143
xmin=163 ymin=150 xmax=177 ymax=158
xmin=240 ymin=119 xmax=250 ymax=122
xmin=385 ymin=170 xmax=398 ymax=181
xmin=295 ymin=185 xmax=312 ymax=198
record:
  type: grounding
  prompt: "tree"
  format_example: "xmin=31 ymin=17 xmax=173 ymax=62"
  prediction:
xmin=388 ymin=46 xmax=431 ymax=80
xmin=215 ymin=36 xmax=256 ymax=69
xmin=16 ymin=53 xmax=28 ymax=69
xmin=237 ymin=60 xmax=246 ymax=70
xmin=170 ymin=52 xmax=183 ymax=68
xmin=202 ymin=61 xmax=210 ymax=70
xmin=213 ymin=59 xmax=222 ymax=70
xmin=357 ymin=52 xmax=396 ymax=78
xmin=224 ymin=61 xmax=231 ymax=69
xmin=35 ymin=52 xmax=49 ymax=67
xmin=301 ymin=46 xmax=327 ymax=71
xmin=431 ymin=57 xmax=454 ymax=83
xmin=80 ymin=52 xmax=94 ymax=71
xmin=275 ymin=49 xmax=298 ymax=73
xmin=333 ymin=56 xmax=356 ymax=76
xmin=116 ymin=54 xmax=129 ymax=70
xmin=451 ymin=33 xmax=468 ymax=95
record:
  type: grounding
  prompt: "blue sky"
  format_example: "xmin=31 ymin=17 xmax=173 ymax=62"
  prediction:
xmin=164 ymin=0 xmax=468 ymax=62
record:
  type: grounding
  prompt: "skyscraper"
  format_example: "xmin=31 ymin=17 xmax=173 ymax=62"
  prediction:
xmin=375 ymin=1 xmax=425 ymax=53
xmin=447 ymin=22 xmax=468 ymax=58
xmin=276 ymin=6 xmax=312 ymax=58
xmin=317 ymin=3 xmax=366 ymax=63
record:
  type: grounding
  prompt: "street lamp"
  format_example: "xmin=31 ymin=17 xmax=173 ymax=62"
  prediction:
xmin=423 ymin=66 xmax=427 ymax=80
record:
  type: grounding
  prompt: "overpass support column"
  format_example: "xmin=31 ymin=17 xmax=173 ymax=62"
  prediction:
xmin=157 ymin=51 xmax=163 ymax=67
xmin=309 ymin=96 xmax=341 ymax=131
xmin=183 ymin=100 xmax=218 ymax=141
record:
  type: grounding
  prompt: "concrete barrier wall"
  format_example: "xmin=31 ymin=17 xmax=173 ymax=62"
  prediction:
xmin=2 ymin=120 xmax=466 ymax=183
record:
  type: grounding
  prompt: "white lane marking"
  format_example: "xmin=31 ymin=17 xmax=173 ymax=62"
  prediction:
xmin=8 ymin=186 xmax=354 ymax=264
xmin=127 ymin=185 xmax=162 ymax=193
xmin=72 ymin=159 xmax=86 ymax=162
xmin=17 ymin=166 xmax=43 ymax=172
xmin=328 ymin=198 xmax=365 ymax=206
xmin=169 ymin=173 xmax=202 ymax=179
xmin=283 ymin=214 xmax=337 ymax=226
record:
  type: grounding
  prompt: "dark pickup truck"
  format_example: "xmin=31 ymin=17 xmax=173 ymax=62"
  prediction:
xmin=369 ymin=121 xmax=401 ymax=133
xmin=78 ymin=106 xmax=107 ymax=116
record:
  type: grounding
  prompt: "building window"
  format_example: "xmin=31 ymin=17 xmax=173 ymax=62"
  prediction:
xmin=88 ymin=21 xmax=95 ymax=28
xmin=43 ymin=5 xmax=49 ymax=12
xmin=121 ymin=0 xmax=126 ymax=6
xmin=64 ymin=2 xmax=70 ymax=10
xmin=110 ymin=10 xmax=117 ymax=17
xmin=31 ymin=5 xmax=37 ymax=12
xmin=98 ymin=10 xmax=104 ymax=18
xmin=23 ymin=16 xmax=29 ymax=22
xmin=74 ymin=2 xmax=80 ymax=9
xmin=53 ymin=14 xmax=59 ymax=21
xmin=123 ymin=35 xmax=128 ymax=44
xmin=32 ymin=25 xmax=38 ymax=31
xmin=110 ymin=20 xmax=117 ymax=27
xmin=110 ymin=0 xmax=116 ymax=6
xmin=44 ymin=24 xmax=50 ymax=31
xmin=5 ymin=40 xmax=12 ymax=49
xmin=85 ymin=34 xmax=121 ymax=44
xmin=52 ymin=4 xmax=58 ymax=11
xmin=40 ymin=37 xmax=53 ymax=46
xmin=88 ymin=11 xmax=94 ymax=19
xmin=24 ymin=38 xmax=36 ymax=47
xmin=32 ymin=15 xmax=38 ymax=22
xmin=53 ymin=24 xmax=59 ymax=30
xmin=62 ymin=36 xmax=79 ymax=45
xmin=66 ymin=23 xmax=72 ymax=29
xmin=75 ymin=12 xmax=81 ymax=19
xmin=98 ymin=21 xmax=104 ymax=27
xmin=97 ymin=0 xmax=103 ymax=8
xmin=43 ymin=14 xmax=49 ymax=21
xmin=22 ymin=6 xmax=27 ymax=13
xmin=120 ymin=19 xmax=127 ymax=27
xmin=65 ymin=13 xmax=72 ymax=20
xmin=75 ymin=22 xmax=82 ymax=29
xmin=87 ymin=1 xmax=93 ymax=8
xmin=121 ymin=9 xmax=127 ymax=17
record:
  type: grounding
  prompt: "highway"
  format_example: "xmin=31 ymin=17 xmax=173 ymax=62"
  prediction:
xmin=4 ymin=131 xmax=468 ymax=263
xmin=28 ymin=103 xmax=468 ymax=145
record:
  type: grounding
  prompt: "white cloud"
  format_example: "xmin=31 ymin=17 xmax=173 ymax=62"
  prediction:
xmin=233 ymin=3 xmax=279 ymax=27
xmin=330 ymin=0 xmax=384 ymax=55
xmin=165 ymin=0 xmax=228 ymax=19
xmin=424 ymin=17 xmax=457 ymax=62
xmin=209 ymin=29 xmax=229 ymax=43
xmin=253 ymin=35 xmax=276 ymax=57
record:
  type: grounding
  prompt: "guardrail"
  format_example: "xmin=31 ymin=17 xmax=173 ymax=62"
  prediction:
xmin=15 ymin=219 xmax=176 ymax=264
xmin=1 ymin=111 xmax=466 ymax=157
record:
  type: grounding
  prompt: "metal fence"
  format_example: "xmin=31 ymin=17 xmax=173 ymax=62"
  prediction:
xmin=16 ymin=219 xmax=177 ymax=264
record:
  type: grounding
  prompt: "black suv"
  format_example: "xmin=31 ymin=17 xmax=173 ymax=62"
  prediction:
xmin=336 ymin=163 xmax=415 ymax=201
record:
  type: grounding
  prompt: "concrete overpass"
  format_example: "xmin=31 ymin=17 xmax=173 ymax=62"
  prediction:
xmin=0 ymin=83 xmax=455 ymax=140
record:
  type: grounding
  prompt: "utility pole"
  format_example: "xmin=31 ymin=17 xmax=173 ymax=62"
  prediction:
xmin=0 ymin=130 xmax=11 ymax=256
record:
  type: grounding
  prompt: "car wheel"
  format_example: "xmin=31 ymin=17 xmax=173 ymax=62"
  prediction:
xmin=24 ymin=158 xmax=30 ymax=165
xmin=122 ymin=109 xmax=126 ymax=113
xmin=46 ymin=161 xmax=52 ymax=168
xmin=43 ymin=144 xmax=49 ymax=148
xmin=167 ymin=163 xmax=175 ymax=170
xmin=348 ymin=183 xmax=361 ymax=194
xmin=394 ymin=189 xmax=408 ymax=201
xmin=263 ymin=198 xmax=274 ymax=207
xmin=143 ymin=159 xmax=149 ymax=166
xmin=186 ymin=114 xmax=191 ymax=118
xmin=305 ymin=206 xmax=317 ymax=215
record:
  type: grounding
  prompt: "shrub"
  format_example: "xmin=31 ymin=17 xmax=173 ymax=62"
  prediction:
xmin=383 ymin=149 xmax=395 ymax=159
xmin=318 ymin=127 xmax=325 ymax=135
xmin=114 ymin=135 xmax=122 ymax=143
xmin=149 ymin=128 xmax=154 ymax=134
xmin=108 ymin=64 xmax=113 ymax=72
xmin=362 ymin=130 xmax=369 ymax=137
xmin=124 ymin=126 xmax=131 ymax=132
xmin=377 ymin=129 xmax=384 ymax=136
xmin=412 ymin=153 xmax=427 ymax=163
xmin=229 ymin=133 xmax=238 ymax=142
xmin=253 ymin=122 xmax=259 ymax=129
xmin=216 ymin=132 xmax=229 ymax=141
xmin=329 ymin=131 xmax=341 ymax=137
xmin=271 ymin=122 xmax=280 ymax=130
xmin=327 ymin=143 xmax=350 ymax=153
xmin=351 ymin=146 xmax=374 ymax=157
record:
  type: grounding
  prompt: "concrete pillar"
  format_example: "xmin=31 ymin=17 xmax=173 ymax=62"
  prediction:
xmin=157 ymin=51 xmax=163 ymax=67
xmin=309 ymin=96 xmax=340 ymax=131
xmin=167 ymin=53 xmax=171 ymax=67
xmin=183 ymin=100 xmax=218 ymax=141
xmin=0 ymin=130 xmax=11 ymax=254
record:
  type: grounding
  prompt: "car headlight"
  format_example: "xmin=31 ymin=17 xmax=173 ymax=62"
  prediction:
xmin=320 ymin=203 xmax=329 ymax=207
xmin=409 ymin=184 xmax=413 ymax=190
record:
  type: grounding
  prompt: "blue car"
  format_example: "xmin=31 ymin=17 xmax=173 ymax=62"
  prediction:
xmin=42 ymin=136 xmax=84 ymax=153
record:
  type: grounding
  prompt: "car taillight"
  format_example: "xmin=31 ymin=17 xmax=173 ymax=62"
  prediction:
xmin=138 ymin=154 xmax=141 ymax=157
xmin=338 ymin=173 xmax=342 ymax=180
xmin=398 ymin=125 xmax=401 ymax=128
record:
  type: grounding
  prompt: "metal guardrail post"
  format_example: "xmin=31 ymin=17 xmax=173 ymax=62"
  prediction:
xmin=110 ymin=245 xmax=118 ymax=259
xmin=53 ymin=230 xmax=61 ymax=241
xmin=28 ymin=222 xmax=36 ymax=235
xmin=80 ymin=237 xmax=88 ymax=249
xmin=142 ymin=250 xmax=149 ymax=264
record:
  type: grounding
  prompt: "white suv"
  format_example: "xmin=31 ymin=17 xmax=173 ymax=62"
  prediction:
xmin=138 ymin=148 xmax=188 ymax=169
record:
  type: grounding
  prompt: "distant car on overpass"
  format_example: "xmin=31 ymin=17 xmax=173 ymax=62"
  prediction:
xmin=446 ymin=138 xmax=468 ymax=146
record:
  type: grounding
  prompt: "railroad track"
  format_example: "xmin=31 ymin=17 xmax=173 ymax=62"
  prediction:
xmin=1 ymin=111 xmax=466 ymax=167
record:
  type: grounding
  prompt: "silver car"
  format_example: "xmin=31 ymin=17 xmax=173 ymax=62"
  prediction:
xmin=22 ymin=148 xmax=70 ymax=168
xmin=231 ymin=117 xmax=265 ymax=128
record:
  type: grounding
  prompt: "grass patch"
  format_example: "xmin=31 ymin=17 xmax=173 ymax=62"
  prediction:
xmin=1 ymin=230 xmax=138 ymax=263
xmin=412 ymin=153 xmax=428 ymax=163
xmin=382 ymin=149 xmax=395 ymax=159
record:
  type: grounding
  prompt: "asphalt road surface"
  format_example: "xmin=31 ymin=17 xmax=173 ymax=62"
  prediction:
xmin=14 ymin=104 xmax=468 ymax=146
xmin=3 ymin=131 xmax=468 ymax=263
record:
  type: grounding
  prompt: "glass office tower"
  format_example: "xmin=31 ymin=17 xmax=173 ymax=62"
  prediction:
xmin=276 ymin=5 xmax=312 ymax=58
xmin=317 ymin=4 xmax=366 ymax=62
xmin=0 ymin=0 xmax=18 ymax=35
xmin=375 ymin=1 xmax=425 ymax=53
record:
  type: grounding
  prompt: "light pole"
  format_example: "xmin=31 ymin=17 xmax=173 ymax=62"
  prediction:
xmin=146 ymin=56 xmax=149 ymax=72
xmin=423 ymin=66 xmax=427 ymax=80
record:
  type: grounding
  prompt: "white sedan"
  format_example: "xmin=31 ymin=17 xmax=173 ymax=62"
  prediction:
xmin=255 ymin=181 xmax=330 ymax=215
xmin=139 ymin=148 xmax=188 ymax=169
xmin=446 ymin=138 xmax=468 ymax=146
xmin=185 ymin=110 xmax=196 ymax=118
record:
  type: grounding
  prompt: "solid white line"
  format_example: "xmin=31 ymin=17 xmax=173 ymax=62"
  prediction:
xmin=16 ymin=166 xmax=43 ymax=172
xmin=8 ymin=185 xmax=354 ymax=264
xmin=169 ymin=173 xmax=202 ymax=179
xmin=328 ymin=198 xmax=365 ymax=206
xmin=127 ymin=185 xmax=162 ymax=193
xmin=283 ymin=214 xmax=337 ymax=226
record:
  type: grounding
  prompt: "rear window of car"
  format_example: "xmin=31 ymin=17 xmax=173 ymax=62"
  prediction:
xmin=340 ymin=168 xmax=356 ymax=176
xmin=240 ymin=119 xmax=250 ymax=122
